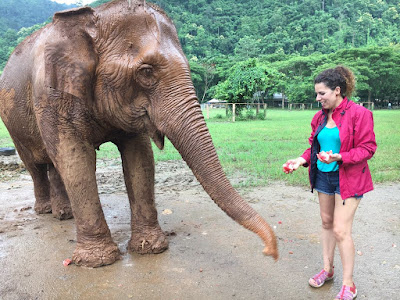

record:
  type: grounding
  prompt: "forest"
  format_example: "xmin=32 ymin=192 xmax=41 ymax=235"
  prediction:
xmin=1 ymin=0 xmax=400 ymax=107
xmin=0 ymin=0 xmax=73 ymax=71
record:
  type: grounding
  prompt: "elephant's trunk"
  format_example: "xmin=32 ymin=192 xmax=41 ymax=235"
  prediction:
xmin=157 ymin=92 xmax=278 ymax=260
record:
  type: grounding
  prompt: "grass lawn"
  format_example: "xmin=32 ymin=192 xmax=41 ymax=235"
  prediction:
xmin=1 ymin=109 xmax=399 ymax=187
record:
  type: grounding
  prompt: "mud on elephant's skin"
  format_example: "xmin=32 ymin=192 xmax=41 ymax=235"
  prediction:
xmin=0 ymin=0 xmax=278 ymax=267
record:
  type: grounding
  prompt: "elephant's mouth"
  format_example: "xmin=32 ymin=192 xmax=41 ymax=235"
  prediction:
xmin=142 ymin=112 xmax=165 ymax=150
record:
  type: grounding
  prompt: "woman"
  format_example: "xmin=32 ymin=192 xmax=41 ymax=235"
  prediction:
xmin=283 ymin=66 xmax=377 ymax=300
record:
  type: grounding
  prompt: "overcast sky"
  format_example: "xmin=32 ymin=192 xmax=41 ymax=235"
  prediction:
xmin=51 ymin=0 xmax=93 ymax=5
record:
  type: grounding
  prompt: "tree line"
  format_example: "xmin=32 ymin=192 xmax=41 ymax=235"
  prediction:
xmin=154 ymin=0 xmax=400 ymax=60
xmin=1 ymin=0 xmax=400 ymax=106
xmin=206 ymin=46 xmax=400 ymax=108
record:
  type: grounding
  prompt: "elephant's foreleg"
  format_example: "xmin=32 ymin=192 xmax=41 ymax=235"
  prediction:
xmin=117 ymin=134 xmax=168 ymax=254
xmin=52 ymin=139 xmax=121 ymax=267
xmin=48 ymin=164 xmax=73 ymax=220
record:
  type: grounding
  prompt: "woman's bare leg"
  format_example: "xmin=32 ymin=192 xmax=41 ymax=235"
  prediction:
xmin=318 ymin=192 xmax=336 ymax=273
xmin=309 ymin=192 xmax=336 ymax=286
xmin=333 ymin=195 xmax=360 ymax=286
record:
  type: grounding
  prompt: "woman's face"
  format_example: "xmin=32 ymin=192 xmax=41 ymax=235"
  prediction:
xmin=315 ymin=82 xmax=342 ymax=110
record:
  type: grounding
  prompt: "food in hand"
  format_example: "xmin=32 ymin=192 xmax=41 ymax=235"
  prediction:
xmin=319 ymin=151 xmax=331 ymax=161
xmin=282 ymin=162 xmax=294 ymax=172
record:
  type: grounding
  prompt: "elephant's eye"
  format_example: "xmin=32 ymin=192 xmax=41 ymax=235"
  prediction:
xmin=141 ymin=67 xmax=153 ymax=77
xmin=137 ymin=64 xmax=157 ymax=88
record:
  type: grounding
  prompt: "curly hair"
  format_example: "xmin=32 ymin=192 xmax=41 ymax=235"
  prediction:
xmin=314 ymin=66 xmax=356 ymax=98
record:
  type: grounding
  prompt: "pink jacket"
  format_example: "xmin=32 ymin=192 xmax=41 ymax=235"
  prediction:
xmin=301 ymin=98 xmax=377 ymax=200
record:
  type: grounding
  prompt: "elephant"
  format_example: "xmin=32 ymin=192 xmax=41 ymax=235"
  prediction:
xmin=0 ymin=0 xmax=278 ymax=267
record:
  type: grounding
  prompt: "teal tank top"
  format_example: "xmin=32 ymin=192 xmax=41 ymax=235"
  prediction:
xmin=317 ymin=126 xmax=341 ymax=172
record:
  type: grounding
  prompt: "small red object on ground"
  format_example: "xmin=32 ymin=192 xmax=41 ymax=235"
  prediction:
xmin=63 ymin=259 xmax=72 ymax=266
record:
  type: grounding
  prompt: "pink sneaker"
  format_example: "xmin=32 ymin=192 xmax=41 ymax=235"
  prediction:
xmin=308 ymin=267 xmax=334 ymax=288
xmin=335 ymin=283 xmax=357 ymax=299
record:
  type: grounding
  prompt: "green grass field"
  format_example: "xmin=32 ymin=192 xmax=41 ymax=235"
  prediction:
xmin=1 ymin=109 xmax=399 ymax=187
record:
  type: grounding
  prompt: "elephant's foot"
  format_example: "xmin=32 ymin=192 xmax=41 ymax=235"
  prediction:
xmin=128 ymin=227 xmax=169 ymax=254
xmin=72 ymin=240 xmax=121 ymax=268
xmin=51 ymin=202 xmax=73 ymax=220
xmin=34 ymin=201 xmax=52 ymax=214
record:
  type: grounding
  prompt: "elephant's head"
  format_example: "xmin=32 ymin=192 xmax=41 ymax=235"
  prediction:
xmin=44 ymin=0 xmax=278 ymax=259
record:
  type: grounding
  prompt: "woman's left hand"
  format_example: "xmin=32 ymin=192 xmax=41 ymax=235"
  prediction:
xmin=317 ymin=150 xmax=342 ymax=164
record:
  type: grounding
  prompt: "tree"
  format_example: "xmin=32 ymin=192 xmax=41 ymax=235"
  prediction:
xmin=332 ymin=46 xmax=400 ymax=104
xmin=234 ymin=36 xmax=262 ymax=60
xmin=214 ymin=58 xmax=278 ymax=116
xmin=189 ymin=59 xmax=216 ymax=103
xmin=356 ymin=12 xmax=375 ymax=45
xmin=270 ymin=54 xmax=327 ymax=104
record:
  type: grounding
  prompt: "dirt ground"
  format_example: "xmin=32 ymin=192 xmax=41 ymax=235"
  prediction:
xmin=0 ymin=154 xmax=399 ymax=300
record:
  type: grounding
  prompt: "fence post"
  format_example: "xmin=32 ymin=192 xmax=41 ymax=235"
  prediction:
xmin=206 ymin=104 xmax=209 ymax=119
xmin=263 ymin=103 xmax=267 ymax=119
xmin=232 ymin=104 xmax=236 ymax=122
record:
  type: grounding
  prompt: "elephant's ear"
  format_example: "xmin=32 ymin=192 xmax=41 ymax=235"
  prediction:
xmin=45 ymin=7 xmax=97 ymax=101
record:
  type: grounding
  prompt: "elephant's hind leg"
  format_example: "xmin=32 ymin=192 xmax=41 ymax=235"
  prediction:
xmin=48 ymin=164 xmax=73 ymax=220
xmin=29 ymin=163 xmax=52 ymax=214
xmin=117 ymin=135 xmax=168 ymax=254
xmin=22 ymin=162 xmax=72 ymax=220
xmin=11 ymin=141 xmax=52 ymax=214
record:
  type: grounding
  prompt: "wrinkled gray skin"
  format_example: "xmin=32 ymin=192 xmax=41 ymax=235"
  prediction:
xmin=0 ymin=0 xmax=277 ymax=267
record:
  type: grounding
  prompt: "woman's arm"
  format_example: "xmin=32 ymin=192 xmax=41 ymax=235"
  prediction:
xmin=340 ymin=109 xmax=377 ymax=166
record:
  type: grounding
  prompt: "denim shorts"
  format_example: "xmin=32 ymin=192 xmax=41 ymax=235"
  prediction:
xmin=314 ymin=169 xmax=363 ymax=198
xmin=314 ymin=169 xmax=340 ymax=195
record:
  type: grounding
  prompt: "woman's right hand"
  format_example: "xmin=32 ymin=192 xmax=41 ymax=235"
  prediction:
xmin=282 ymin=157 xmax=306 ymax=174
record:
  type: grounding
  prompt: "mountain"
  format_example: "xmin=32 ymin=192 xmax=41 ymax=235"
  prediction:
xmin=0 ymin=0 xmax=75 ymax=30
xmin=1 ymin=0 xmax=400 ymax=83
xmin=92 ymin=0 xmax=400 ymax=60
xmin=0 ymin=0 xmax=76 ymax=69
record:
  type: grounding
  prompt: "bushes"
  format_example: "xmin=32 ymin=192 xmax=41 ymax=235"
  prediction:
xmin=207 ymin=107 xmax=266 ymax=121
